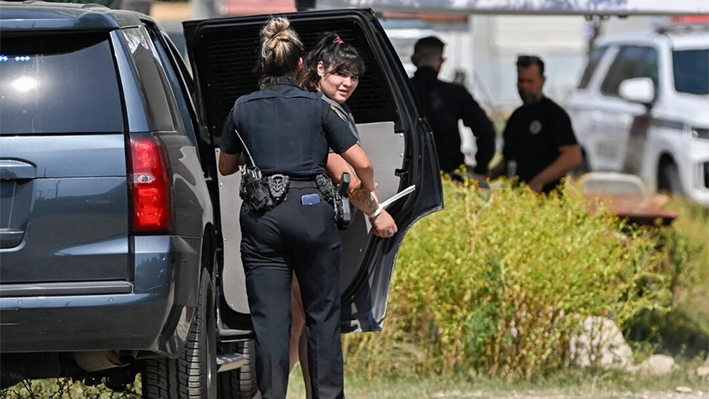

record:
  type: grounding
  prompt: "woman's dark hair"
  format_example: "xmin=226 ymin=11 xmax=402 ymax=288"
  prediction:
xmin=299 ymin=32 xmax=366 ymax=91
xmin=259 ymin=17 xmax=304 ymax=88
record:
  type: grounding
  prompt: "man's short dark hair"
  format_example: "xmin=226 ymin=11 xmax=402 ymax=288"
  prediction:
xmin=516 ymin=54 xmax=545 ymax=76
xmin=412 ymin=36 xmax=445 ymax=67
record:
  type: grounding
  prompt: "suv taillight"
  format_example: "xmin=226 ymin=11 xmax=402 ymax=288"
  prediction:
xmin=129 ymin=135 xmax=172 ymax=233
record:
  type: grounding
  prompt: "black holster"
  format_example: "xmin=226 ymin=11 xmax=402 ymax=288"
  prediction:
xmin=315 ymin=173 xmax=352 ymax=230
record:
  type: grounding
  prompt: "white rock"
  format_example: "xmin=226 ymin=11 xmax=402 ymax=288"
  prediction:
xmin=631 ymin=354 xmax=677 ymax=376
xmin=432 ymin=391 xmax=462 ymax=398
xmin=676 ymin=386 xmax=693 ymax=394
xmin=569 ymin=316 xmax=634 ymax=369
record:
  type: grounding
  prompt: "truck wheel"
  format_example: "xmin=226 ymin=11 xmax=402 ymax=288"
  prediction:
xmin=217 ymin=339 xmax=257 ymax=399
xmin=658 ymin=163 xmax=683 ymax=195
xmin=142 ymin=268 xmax=217 ymax=399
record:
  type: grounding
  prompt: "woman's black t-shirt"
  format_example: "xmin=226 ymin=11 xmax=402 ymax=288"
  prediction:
xmin=502 ymin=97 xmax=577 ymax=192
xmin=220 ymin=79 xmax=358 ymax=178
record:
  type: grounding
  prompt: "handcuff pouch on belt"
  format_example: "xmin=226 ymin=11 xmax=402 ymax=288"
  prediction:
xmin=239 ymin=167 xmax=291 ymax=212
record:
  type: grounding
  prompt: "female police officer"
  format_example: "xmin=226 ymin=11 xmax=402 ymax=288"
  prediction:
xmin=218 ymin=17 xmax=384 ymax=399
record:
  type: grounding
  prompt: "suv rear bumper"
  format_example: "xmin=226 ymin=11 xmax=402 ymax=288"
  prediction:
xmin=0 ymin=235 xmax=202 ymax=356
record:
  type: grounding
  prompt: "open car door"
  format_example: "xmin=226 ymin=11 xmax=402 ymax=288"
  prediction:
xmin=183 ymin=8 xmax=442 ymax=334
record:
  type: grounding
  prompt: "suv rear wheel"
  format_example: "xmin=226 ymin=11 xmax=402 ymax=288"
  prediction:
xmin=142 ymin=268 xmax=217 ymax=398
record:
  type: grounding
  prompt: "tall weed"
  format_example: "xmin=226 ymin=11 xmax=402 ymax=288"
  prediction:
xmin=624 ymin=198 xmax=709 ymax=358
xmin=344 ymin=178 xmax=672 ymax=379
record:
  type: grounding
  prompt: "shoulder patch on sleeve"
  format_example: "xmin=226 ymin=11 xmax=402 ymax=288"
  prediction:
xmin=330 ymin=104 xmax=347 ymax=122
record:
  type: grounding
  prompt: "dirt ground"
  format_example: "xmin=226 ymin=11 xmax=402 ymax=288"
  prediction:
xmin=425 ymin=390 xmax=706 ymax=399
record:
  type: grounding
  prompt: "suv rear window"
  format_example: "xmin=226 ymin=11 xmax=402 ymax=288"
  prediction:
xmin=673 ymin=49 xmax=708 ymax=95
xmin=0 ymin=33 xmax=123 ymax=135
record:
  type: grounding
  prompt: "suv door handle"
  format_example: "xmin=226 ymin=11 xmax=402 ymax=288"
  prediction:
xmin=0 ymin=228 xmax=24 ymax=249
xmin=0 ymin=160 xmax=36 ymax=180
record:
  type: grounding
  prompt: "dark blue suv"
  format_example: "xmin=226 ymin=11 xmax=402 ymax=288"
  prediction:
xmin=0 ymin=3 xmax=442 ymax=398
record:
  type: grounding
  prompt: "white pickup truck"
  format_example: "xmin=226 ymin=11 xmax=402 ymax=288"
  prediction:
xmin=566 ymin=26 xmax=709 ymax=203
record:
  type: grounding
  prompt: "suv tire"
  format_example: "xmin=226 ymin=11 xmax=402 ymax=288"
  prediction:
xmin=658 ymin=162 xmax=683 ymax=195
xmin=142 ymin=268 xmax=217 ymax=399
xmin=217 ymin=339 xmax=258 ymax=399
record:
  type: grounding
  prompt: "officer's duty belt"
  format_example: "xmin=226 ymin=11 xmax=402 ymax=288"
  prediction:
xmin=288 ymin=180 xmax=318 ymax=189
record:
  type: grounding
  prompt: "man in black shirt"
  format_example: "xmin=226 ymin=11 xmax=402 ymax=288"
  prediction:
xmin=409 ymin=36 xmax=496 ymax=182
xmin=489 ymin=55 xmax=581 ymax=193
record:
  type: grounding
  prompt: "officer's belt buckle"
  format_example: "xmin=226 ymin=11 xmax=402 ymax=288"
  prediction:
xmin=268 ymin=174 xmax=289 ymax=200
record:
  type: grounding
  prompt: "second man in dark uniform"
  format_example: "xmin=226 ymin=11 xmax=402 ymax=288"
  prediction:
xmin=409 ymin=36 xmax=496 ymax=181
xmin=488 ymin=55 xmax=581 ymax=193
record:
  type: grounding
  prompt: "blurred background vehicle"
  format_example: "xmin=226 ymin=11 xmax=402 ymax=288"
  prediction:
xmin=567 ymin=21 xmax=709 ymax=203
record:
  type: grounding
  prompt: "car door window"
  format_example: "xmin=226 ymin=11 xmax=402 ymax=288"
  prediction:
xmin=0 ymin=33 xmax=123 ymax=134
xmin=123 ymin=27 xmax=176 ymax=132
xmin=601 ymin=45 xmax=658 ymax=97
xmin=577 ymin=45 xmax=608 ymax=89
xmin=673 ymin=49 xmax=709 ymax=95
xmin=145 ymin=23 xmax=200 ymax=145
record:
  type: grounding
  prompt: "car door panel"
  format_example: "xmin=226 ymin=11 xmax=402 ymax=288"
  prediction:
xmin=215 ymin=158 xmax=250 ymax=314
xmin=184 ymin=9 xmax=442 ymax=332
xmin=596 ymin=45 xmax=659 ymax=171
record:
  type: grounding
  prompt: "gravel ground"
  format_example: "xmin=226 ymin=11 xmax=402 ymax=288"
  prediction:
xmin=426 ymin=389 xmax=707 ymax=399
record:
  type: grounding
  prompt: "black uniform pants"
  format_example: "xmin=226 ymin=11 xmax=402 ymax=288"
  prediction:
xmin=240 ymin=187 xmax=344 ymax=399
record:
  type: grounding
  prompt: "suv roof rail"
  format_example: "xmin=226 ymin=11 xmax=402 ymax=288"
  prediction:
xmin=15 ymin=0 xmax=111 ymax=10
xmin=80 ymin=3 xmax=112 ymax=10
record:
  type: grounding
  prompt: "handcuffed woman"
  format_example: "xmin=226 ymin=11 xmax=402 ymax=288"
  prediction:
xmin=287 ymin=31 xmax=399 ymax=398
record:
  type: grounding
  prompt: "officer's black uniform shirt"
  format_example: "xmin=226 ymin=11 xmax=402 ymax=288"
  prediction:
xmin=220 ymin=79 xmax=358 ymax=177
xmin=410 ymin=66 xmax=496 ymax=174
xmin=502 ymin=97 xmax=578 ymax=193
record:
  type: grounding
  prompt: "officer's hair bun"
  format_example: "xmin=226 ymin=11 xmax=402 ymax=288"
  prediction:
xmin=261 ymin=17 xmax=296 ymax=47
xmin=259 ymin=17 xmax=304 ymax=84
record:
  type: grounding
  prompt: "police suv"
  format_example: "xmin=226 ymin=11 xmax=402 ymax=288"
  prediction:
xmin=567 ymin=25 xmax=709 ymax=203
xmin=0 ymin=4 xmax=442 ymax=398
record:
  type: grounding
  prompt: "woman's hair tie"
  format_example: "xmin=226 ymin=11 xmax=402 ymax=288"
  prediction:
xmin=332 ymin=37 xmax=344 ymax=44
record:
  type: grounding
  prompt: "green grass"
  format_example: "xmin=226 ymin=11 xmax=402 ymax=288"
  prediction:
xmin=6 ymin=361 xmax=708 ymax=399
xmin=344 ymin=178 xmax=678 ymax=379
xmin=665 ymin=198 xmax=709 ymax=336
xmin=286 ymin=361 xmax=709 ymax=399
xmin=0 ymin=378 xmax=141 ymax=399
xmin=623 ymin=197 xmax=709 ymax=359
